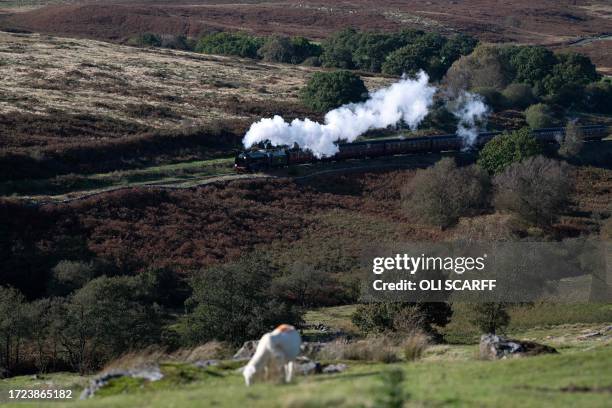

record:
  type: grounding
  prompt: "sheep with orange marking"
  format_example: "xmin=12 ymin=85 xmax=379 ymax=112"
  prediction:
xmin=243 ymin=324 xmax=301 ymax=386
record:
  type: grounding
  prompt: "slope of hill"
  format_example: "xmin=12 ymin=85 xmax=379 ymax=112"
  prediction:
xmin=2 ymin=1 xmax=610 ymax=71
xmin=0 ymin=31 xmax=391 ymax=179
xmin=0 ymin=0 xmax=608 ymax=43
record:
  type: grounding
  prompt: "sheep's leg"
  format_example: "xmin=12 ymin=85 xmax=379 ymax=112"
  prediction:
xmin=285 ymin=361 xmax=294 ymax=383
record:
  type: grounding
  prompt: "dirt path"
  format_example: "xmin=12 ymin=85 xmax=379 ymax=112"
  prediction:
xmin=19 ymin=158 xmax=435 ymax=206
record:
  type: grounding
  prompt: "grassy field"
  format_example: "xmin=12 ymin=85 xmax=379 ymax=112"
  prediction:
xmin=0 ymin=157 xmax=236 ymax=198
xmin=1 ymin=304 xmax=610 ymax=407
xmin=0 ymin=328 xmax=610 ymax=407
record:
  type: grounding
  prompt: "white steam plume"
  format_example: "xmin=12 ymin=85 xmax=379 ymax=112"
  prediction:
xmin=450 ymin=92 xmax=489 ymax=147
xmin=242 ymin=71 xmax=436 ymax=157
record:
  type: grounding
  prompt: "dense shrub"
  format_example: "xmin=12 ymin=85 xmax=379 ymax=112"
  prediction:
xmin=272 ymin=263 xmax=343 ymax=307
xmin=472 ymin=87 xmax=506 ymax=111
xmin=502 ymin=83 xmax=536 ymax=109
xmin=509 ymin=46 xmax=557 ymax=88
xmin=159 ymin=34 xmax=193 ymax=51
xmin=542 ymin=53 xmax=599 ymax=96
xmin=525 ymin=103 xmax=556 ymax=129
xmin=48 ymin=260 xmax=95 ymax=296
xmin=320 ymin=28 xmax=361 ymax=69
xmin=257 ymin=35 xmax=294 ymax=63
xmin=478 ymin=128 xmax=541 ymax=174
xmin=469 ymin=303 xmax=510 ymax=334
xmin=444 ymin=45 xmax=515 ymax=92
xmin=257 ymin=35 xmax=321 ymax=64
xmin=300 ymin=70 xmax=368 ymax=112
xmin=195 ymin=32 xmax=263 ymax=58
xmin=381 ymin=32 xmax=453 ymax=80
xmin=401 ymin=158 xmax=490 ymax=228
xmin=290 ymin=36 xmax=322 ymax=63
xmin=583 ymin=80 xmax=612 ymax=114
xmin=421 ymin=104 xmax=458 ymax=132
xmin=127 ymin=32 xmax=162 ymax=47
xmin=351 ymin=32 xmax=407 ymax=72
xmin=493 ymin=156 xmax=571 ymax=226
xmin=322 ymin=28 xmax=475 ymax=76
xmin=352 ymin=302 xmax=452 ymax=338
xmin=183 ymin=253 xmax=303 ymax=345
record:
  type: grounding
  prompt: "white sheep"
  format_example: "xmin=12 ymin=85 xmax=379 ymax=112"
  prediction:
xmin=243 ymin=324 xmax=301 ymax=386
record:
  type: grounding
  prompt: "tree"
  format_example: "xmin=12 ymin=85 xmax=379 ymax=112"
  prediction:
xmin=300 ymin=70 xmax=368 ymax=112
xmin=127 ymin=32 xmax=162 ymax=47
xmin=60 ymin=276 xmax=162 ymax=373
xmin=257 ymin=35 xmax=295 ymax=63
xmin=401 ymin=158 xmax=490 ymax=228
xmin=272 ymin=263 xmax=340 ymax=307
xmin=160 ymin=34 xmax=192 ymax=51
xmin=352 ymin=32 xmax=404 ymax=72
xmin=443 ymin=45 xmax=515 ymax=93
xmin=525 ymin=103 xmax=555 ymax=129
xmin=469 ymin=303 xmax=510 ymax=334
xmin=440 ymin=34 xmax=478 ymax=66
xmin=558 ymin=122 xmax=584 ymax=158
xmin=502 ymin=83 xmax=536 ymax=110
xmin=493 ymin=156 xmax=571 ymax=226
xmin=290 ymin=36 xmax=322 ymax=64
xmin=48 ymin=260 xmax=95 ymax=296
xmin=25 ymin=298 xmax=64 ymax=373
xmin=321 ymin=28 xmax=361 ymax=69
xmin=509 ymin=46 xmax=557 ymax=88
xmin=195 ymin=32 xmax=263 ymax=59
xmin=183 ymin=253 xmax=302 ymax=345
xmin=478 ymin=128 xmax=541 ymax=174
xmin=0 ymin=286 xmax=28 ymax=375
xmin=583 ymin=80 xmax=612 ymax=114
xmin=472 ymin=87 xmax=506 ymax=112
xmin=542 ymin=53 xmax=599 ymax=96
xmin=382 ymin=44 xmax=430 ymax=78
xmin=381 ymin=32 xmax=448 ymax=79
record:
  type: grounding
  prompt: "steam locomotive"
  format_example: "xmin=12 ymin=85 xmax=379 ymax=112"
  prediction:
xmin=234 ymin=125 xmax=610 ymax=172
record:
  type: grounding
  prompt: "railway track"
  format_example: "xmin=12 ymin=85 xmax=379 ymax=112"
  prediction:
xmin=16 ymin=158 xmax=435 ymax=206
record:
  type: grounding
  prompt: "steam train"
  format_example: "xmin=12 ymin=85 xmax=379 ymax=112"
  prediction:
xmin=234 ymin=125 xmax=610 ymax=172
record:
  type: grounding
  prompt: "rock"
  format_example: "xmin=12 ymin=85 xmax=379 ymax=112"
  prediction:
xmin=193 ymin=359 xmax=219 ymax=368
xmin=79 ymin=365 xmax=163 ymax=399
xmin=296 ymin=361 xmax=321 ymax=375
xmin=577 ymin=325 xmax=612 ymax=341
xmin=479 ymin=334 xmax=557 ymax=360
xmin=577 ymin=332 xmax=601 ymax=340
xmin=322 ymin=363 xmax=348 ymax=374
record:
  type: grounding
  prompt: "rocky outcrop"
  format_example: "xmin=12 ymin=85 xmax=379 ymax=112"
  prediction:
xmin=80 ymin=365 xmax=163 ymax=399
xmin=479 ymin=334 xmax=557 ymax=360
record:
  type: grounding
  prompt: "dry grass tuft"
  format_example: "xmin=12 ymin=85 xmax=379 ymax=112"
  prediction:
xmin=321 ymin=337 xmax=399 ymax=363
xmin=102 ymin=341 xmax=231 ymax=372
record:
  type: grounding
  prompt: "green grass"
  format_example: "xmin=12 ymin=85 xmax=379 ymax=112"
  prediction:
xmin=442 ymin=303 xmax=612 ymax=344
xmin=0 ymin=158 xmax=234 ymax=198
xmin=1 ymin=341 xmax=610 ymax=407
